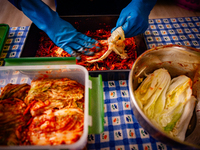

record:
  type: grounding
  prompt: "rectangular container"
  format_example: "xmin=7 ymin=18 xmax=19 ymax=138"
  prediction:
xmin=20 ymin=15 xmax=147 ymax=81
xmin=0 ymin=65 xmax=89 ymax=150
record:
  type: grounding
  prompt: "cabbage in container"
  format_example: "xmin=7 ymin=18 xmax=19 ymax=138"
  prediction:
xmin=134 ymin=68 xmax=196 ymax=141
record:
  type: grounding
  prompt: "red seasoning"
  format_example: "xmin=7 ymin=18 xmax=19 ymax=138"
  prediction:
xmin=36 ymin=29 xmax=137 ymax=71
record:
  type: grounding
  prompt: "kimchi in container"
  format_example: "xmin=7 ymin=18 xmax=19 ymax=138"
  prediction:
xmin=0 ymin=65 xmax=90 ymax=150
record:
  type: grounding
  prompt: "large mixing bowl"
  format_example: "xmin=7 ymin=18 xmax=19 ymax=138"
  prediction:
xmin=129 ymin=45 xmax=200 ymax=149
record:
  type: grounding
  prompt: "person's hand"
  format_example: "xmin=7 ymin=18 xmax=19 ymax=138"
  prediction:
xmin=112 ymin=0 xmax=157 ymax=38
xmin=42 ymin=17 xmax=98 ymax=57
xmin=17 ymin=0 xmax=98 ymax=57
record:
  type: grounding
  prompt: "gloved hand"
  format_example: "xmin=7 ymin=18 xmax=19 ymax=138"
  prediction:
xmin=112 ymin=0 xmax=157 ymax=38
xmin=11 ymin=0 xmax=98 ymax=57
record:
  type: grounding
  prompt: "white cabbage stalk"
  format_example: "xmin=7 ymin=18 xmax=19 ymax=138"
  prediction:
xmin=153 ymin=79 xmax=171 ymax=123
xmin=134 ymin=68 xmax=171 ymax=118
xmin=158 ymin=75 xmax=193 ymax=134
xmin=185 ymin=98 xmax=200 ymax=145
xmin=170 ymin=96 xmax=196 ymax=141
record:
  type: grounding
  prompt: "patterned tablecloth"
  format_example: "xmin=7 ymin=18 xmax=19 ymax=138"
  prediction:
xmin=144 ymin=16 xmax=200 ymax=50
xmin=0 ymin=26 xmax=30 ymax=66
xmin=87 ymin=80 xmax=172 ymax=150
xmin=1 ymin=16 xmax=200 ymax=150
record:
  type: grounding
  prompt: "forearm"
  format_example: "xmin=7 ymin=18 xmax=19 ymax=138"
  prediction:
xmin=130 ymin=0 xmax=157 ymax=14
xmin=8 ymin=0 xmax=97 ymax=57
xmin=8 ymin=0 xmax=59 ymax=31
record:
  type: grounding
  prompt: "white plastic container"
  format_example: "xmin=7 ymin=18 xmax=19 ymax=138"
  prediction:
xmin=0 ymin=65 xmax=89 ymax=150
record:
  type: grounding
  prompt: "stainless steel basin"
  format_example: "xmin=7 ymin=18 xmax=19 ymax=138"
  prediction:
xmin=129 ymin=45 xmax=200 ymax=150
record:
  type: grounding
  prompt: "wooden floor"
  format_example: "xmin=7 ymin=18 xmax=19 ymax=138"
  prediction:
xmin=0 ymin=0 xmax=200 ymax=27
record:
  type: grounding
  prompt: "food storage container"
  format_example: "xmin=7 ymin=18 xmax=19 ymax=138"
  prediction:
xmin=20 ymin=15 xmax=147 ymax=81
xmin=0 ymin=64 xmax=104 ymax=150
xmin=129 ymin=45 xmax=200 ymax=150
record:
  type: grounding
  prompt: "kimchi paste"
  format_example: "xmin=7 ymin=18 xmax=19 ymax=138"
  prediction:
xmin=36 ymin=29 xmax=137 ymax=71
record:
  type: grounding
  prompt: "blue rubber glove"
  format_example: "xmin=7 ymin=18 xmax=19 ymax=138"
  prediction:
xmin=112 ymin=0 xmax=157 ymax=38
xmin=9 ymin=0 xmax=98 ymax=57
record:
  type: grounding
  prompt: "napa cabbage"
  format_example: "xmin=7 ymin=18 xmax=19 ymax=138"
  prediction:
xmin=135 ymin=68 xmax=196 ymax=141
xmin=134 ymin=68 xmax=171 ymax=119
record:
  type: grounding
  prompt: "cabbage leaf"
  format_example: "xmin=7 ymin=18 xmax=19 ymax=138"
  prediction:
xmin=158 ymin=75 xmax=193 ymax=130
xmin=134 ymin=68 xmax=171 ymax=118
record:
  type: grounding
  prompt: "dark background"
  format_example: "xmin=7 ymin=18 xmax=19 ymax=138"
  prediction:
xmin=56 ymin=0 xmax=131 ymax=16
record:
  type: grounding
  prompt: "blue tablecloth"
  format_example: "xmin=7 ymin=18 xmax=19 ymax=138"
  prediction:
xmin=87 ymin=80 xmax=172 ymax=150
xmin=1 ymin=26 xmax=29 ymax=65
xmin=144 ymin=16 xmax=200 ymax=50
xmin=1 ymin=16 xmax=200 ymax=150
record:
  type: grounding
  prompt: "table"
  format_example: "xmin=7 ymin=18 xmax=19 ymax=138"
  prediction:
xmin=88 ymin=80 xmax=170 ymax=150
xmin=0 ymin=26 xmax=30 ymax=65
xmin=144 ymin=16 xmax=200 ymax=50
xmin=1 ymin=16 xmax=200 ymax=150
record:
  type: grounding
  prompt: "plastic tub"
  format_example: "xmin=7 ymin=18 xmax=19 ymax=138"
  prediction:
xmin=0 ymin=65 xmax=89 ymax=150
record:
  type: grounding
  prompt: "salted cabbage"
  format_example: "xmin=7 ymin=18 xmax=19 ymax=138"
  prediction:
xmin=134 ymin=68 xmax=171 ymax=119
xmin=135 ymin=68 xmax=196 ymax=141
